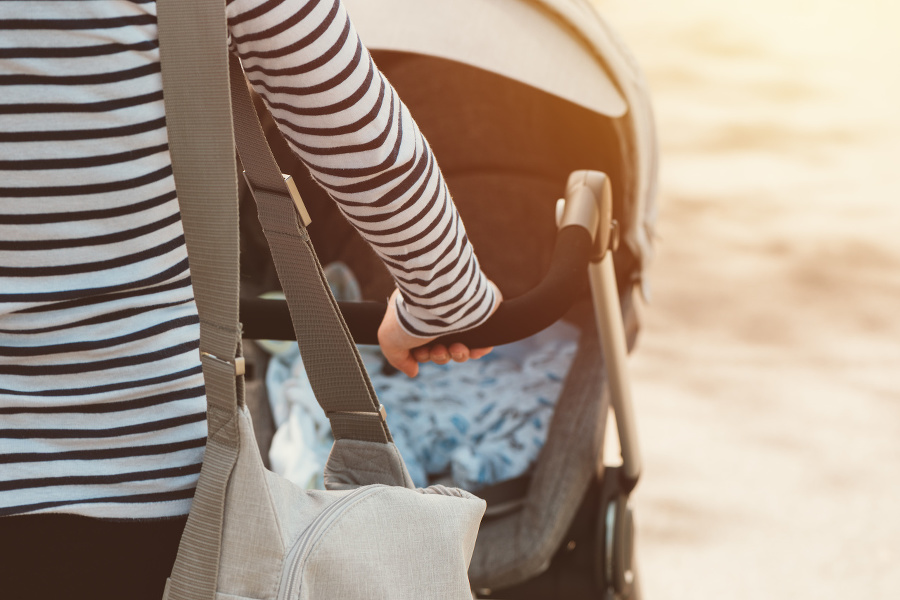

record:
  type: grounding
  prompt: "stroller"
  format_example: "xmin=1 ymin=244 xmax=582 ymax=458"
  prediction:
xmin=238 ymin=0 xmax=658 ymax=598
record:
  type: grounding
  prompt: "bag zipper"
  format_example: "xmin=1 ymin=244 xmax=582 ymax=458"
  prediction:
xmin=277 ymin=485 xmax=384 ymax=600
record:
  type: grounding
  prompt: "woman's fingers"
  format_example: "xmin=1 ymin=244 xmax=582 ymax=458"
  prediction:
xmin=377 ymin=289 xmax=435 ymax=378
xmin=448 ymin=343 xmax=470 ymax=362
xmin=468 ymin=346 xmax=494 ymax=360
xmin=429 ymin=344 xmax=451 ymax=365
xmin=381 ymin=280 xmax=503 ymax=376
xmin=411 ymin=342 xmax=493 ymax=366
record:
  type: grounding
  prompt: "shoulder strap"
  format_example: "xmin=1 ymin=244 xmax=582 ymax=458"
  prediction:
xmin=158 ymin=0 xmax=395 ymax=439
xmin=156 ymin=1 xmax=239 ymax=600
xmin=227 ymin=53 xmax=392 ymax=444
xmin=158 ymin=0 xmax=403 ymax=595
xmin=157 ymin=0 xmax=390 ymax=445
xmin=159 ymin=0 xmax=409 ymax=595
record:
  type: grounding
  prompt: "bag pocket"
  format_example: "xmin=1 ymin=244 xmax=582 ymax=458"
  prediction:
xmin=284 ymin=485 xmax=485 ymax=600
xmin=277 ymin=485 xmax=382 ymax=600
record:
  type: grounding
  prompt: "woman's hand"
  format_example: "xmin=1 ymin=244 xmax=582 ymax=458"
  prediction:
xmin=377 ymin=284 xmax=501 ymax=377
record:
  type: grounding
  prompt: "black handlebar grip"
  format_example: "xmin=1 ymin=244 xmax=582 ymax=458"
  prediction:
xmin=240 ymin=225 xmax=593 ymax=346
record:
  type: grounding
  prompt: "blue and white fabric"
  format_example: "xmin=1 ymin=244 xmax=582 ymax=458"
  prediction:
xmin=266 ymin=306 xmax=579 ymax=490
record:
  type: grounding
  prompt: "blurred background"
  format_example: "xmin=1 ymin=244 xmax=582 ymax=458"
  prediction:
xmin=593 ymin=0 xmax=900 ymax=597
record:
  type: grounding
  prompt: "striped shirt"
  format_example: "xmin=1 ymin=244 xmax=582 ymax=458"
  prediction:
xmin=0 ymin=0 xmax=495 ymax=519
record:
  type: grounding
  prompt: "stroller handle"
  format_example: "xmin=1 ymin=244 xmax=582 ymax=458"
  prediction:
xmin=240 ymin=225 xmax=593 ymax=347
xmin=241 ymin=170 xmax=612 ymax=347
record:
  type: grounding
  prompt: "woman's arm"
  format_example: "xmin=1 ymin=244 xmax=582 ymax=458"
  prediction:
xmin=226 ymin=0 xmax=499 ymax=373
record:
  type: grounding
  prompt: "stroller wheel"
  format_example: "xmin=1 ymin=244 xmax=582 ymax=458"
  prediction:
xmin=596 ymin=466 xmax=638 ymax=599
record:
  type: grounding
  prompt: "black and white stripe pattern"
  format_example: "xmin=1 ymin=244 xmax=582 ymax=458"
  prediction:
xmin=0 ymin=0 xmax=494 ymax=519
xmin=227 ymin=0 xmax=497 ymax=336
xmin=0 ymin=0 xmax=205 ymax=519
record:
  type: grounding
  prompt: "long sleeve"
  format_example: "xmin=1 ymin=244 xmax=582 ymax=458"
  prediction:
xmin=225 ymin=0 xmax=497 ymax=337
xmin=0 ymin=0 xmax=499 ymax=521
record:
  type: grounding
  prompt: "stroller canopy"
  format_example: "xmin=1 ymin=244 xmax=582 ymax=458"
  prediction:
xmin=343 ymin=0 xmax=626 ymax=118
xmin=345 ymin=0 xmax=658 ymax=293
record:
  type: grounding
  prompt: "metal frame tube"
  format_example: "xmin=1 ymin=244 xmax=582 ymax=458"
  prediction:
xmin=558 ymin=169 xmax=642 ymax=488
xmin=589 ymin=251 xmax=642 ymax=487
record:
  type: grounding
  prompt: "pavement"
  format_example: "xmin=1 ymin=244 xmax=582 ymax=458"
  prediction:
xmin=593 ymin=0 xmax=900 ymax=597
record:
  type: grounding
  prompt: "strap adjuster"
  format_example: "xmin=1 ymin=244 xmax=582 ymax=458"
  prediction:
xmin=201 ymin=351 xmax=246 ymax=377
xmin=281 ymin=173 xmax=312 ymax=227
xmin=242 ymin=171 xmax=312 ymax=227
xmin=327 ymin=404 xmax=387 ymax=423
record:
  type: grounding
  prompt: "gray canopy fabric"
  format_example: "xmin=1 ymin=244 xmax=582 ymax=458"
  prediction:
xmin=343 ymin=0 xmax=626 ymax=118
xmin=344 ymin=0 xmax=658 ymax=295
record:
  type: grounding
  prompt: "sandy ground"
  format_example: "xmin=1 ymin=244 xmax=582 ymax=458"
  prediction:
xmin=592 ymin=0 xmax=900 ymax=598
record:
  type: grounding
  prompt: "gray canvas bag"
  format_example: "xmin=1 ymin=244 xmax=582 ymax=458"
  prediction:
xmin=155 ymin=1 xmax=486 ymax=598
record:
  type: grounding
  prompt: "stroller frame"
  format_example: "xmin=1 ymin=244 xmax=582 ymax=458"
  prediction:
xmin=577 ymin=173 xmax=643 ymax=600
xmin=468 ymin=170 xmax=644 ymax=600
xmin=240 ymin=166 xmax=645 ymax=599
xmin=238 ymin=0 xmax=657 ymax=593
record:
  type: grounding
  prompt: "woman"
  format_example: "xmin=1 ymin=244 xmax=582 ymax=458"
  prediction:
xmin=0 ymin=0 xmax=498 ymax=596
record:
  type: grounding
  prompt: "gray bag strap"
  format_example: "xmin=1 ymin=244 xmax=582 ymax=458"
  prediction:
xmin=157 ymin=1 xmax=240 ymax=599
xmin=158 ymin=0 xmax=392 ymax=437
xmin=156 ymin=1 xmax=422 ymax=597
xmin=227 ymin=53 xmax=391 ymax=444
xmin=157 ymin=1 xmax=241 ymax=428
xmin=158 ymin=0 xmax=396 ymax=598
